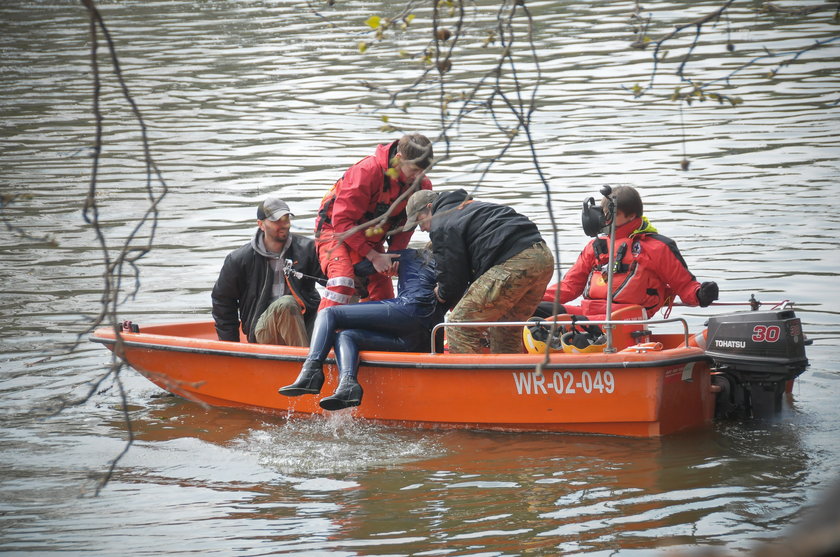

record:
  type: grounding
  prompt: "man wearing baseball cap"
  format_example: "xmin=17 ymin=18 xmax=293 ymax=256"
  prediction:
xmin=403 ymin=188 xmax=554 ymax=354
xmin=212 ymin=196 xmax=323 ymax=345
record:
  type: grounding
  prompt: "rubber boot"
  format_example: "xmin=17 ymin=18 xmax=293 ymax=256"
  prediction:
xmin=278 ymin=360 xmax=324 ymax=396
xmin=319 ymin=376 xmax=363 ymax=411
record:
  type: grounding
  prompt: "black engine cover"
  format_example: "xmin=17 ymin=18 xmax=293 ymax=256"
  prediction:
xmin=703 ymin=309 xmax=808 ymax=383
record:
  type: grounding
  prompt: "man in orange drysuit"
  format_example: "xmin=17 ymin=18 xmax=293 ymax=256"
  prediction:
xmin=315 ymin=134 xmax=433 ymax=309
xmin=538 ymin=185 xmax=718 ymax=320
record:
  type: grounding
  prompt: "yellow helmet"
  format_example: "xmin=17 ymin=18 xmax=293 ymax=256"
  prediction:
xmin=523 ymin=318 xmax=565 ymax=354
xmin=560 ymin=330 xmax=607 ymax=354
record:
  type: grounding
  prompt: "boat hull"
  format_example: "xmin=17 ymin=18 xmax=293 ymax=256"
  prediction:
xmin=91 ymin=321 xmax=714 ymax=437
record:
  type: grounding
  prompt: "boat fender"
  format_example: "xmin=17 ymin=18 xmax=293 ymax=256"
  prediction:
xmin=619 ymin=341 xmax=663 ymax=353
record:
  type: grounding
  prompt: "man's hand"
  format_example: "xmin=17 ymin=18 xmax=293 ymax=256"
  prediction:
xmin=366 ymin=251 xmax=400 ymax=274
xmin=434 ymin=285 xmax=446 ymax=304
xmin=697 ymin=281 xmax=719 ymax=307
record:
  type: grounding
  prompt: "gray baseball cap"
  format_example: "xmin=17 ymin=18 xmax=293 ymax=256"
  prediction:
xmin=404 ymin=189 xmax=439 ymax=229
xmin=257 ymin=196 xmax=293 ymax=221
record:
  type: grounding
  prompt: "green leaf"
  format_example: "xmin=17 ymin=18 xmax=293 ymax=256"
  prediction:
xmin=358 ymin=41 xmax=368 ymax=54
xmin=366 ymin=16 xmax=381 ymax=29
xmin=669 ymin=86 xmax=681 ymax=102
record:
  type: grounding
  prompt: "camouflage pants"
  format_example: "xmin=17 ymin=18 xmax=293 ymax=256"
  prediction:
xmin=447 ymin=242 xmax=554 ymax=354
xmin=254 ymin=295 xmax=309 ymax=346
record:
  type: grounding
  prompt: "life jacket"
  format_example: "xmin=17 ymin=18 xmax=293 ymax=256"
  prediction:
xmin=315 ymin=141 xmax=409 ymax=247
xmin=582 ymin=217 xmax=674 ymax=315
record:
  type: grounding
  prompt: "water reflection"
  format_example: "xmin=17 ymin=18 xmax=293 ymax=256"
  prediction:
xmin=101 ymin=399 xmax=818 ymax=553
xmin=113 ymin=395 xmax=260 ymax=445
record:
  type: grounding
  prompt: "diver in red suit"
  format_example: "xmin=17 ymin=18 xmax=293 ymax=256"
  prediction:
xmin=538 ymin=185 xmax=718 ymax=320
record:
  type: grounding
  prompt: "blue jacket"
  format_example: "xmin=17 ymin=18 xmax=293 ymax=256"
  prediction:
xmin=387 ymin=248 xmax=447 ymax=331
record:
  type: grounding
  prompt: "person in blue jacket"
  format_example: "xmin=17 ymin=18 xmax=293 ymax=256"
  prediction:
xmin=278 ymin=247 xmax=446 ymax=410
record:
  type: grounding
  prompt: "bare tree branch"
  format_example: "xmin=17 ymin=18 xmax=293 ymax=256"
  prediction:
xmin=61 ymin=0 xmax=170 ymax=492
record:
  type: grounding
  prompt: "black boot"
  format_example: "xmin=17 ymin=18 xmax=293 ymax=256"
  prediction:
xmin=278 ymin=361 xmax=324 ymax=396
xmin=319 ymin=376 xmax=363 ymax=411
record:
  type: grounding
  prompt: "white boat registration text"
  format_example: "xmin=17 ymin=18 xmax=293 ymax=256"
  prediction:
xmin=513 ymin=370 xmax=616 ymax=395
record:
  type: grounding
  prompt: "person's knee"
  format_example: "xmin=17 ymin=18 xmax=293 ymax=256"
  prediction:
xmin=273 ymin=295 xmax=301 ymax=312
xmin=532 ymin=301 xmax=553 ymax=319
xmin=338 ymin=329 xmax=367 ymax=346
xmin=261 ymin=296 xmax=303 ymax=322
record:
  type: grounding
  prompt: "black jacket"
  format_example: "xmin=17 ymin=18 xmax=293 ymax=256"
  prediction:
xmin=211 ymin=230 xmax=322 ymax=342
xmin=429 ymin=189 xmax=545 ymax=308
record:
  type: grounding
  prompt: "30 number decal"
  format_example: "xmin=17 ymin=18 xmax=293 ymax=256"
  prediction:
xmin=752 ymin=325 xmax=781 ymax=343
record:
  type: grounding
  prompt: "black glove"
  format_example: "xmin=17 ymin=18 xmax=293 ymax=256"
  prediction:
xmin=697 ymin=281 xmax=719 ymax=307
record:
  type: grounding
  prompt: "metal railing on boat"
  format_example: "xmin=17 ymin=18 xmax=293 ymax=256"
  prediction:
xmin=430 ymin=317 xmax=692 ymax=354
xmin=674 ymin=299 xmax=794 ymax=310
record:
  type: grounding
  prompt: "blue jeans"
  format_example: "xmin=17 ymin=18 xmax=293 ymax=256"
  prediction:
xmin=306 ymin=301 xmax=431 ymax=380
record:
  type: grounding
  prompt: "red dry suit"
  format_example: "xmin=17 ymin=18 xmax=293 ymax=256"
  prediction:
xmin=543 ymin=216 xmax=703 ymax=318
xmin=315 ymin=140 xmax=432 ymax=309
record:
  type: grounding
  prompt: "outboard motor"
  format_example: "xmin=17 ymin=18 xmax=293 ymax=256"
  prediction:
xmin=701 ymin=308 xmax=809 ymax=419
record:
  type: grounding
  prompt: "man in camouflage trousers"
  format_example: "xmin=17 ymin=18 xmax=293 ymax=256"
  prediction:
xmin=403 ymin=189 xmax=554 ymax=354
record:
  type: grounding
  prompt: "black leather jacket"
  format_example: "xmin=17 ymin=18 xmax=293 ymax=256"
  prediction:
xmin=211 ymin=230 xmax=322 ymax=342
xmin=429 ymin=188 xmax=544 ymax=308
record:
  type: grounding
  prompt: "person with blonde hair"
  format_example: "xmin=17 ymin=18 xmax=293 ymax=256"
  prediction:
xmin=278 ymin=248 xmax=445 ymax=410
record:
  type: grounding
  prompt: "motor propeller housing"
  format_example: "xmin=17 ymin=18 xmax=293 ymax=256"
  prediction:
xmin=704 ymin=309 xmax=808 ymax=382
xmin=704 ymin=309 xmax=809 ymax=418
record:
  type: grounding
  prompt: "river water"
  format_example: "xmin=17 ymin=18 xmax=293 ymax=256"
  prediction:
xmin=1 ymin=0 xmax=839 ymax=554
